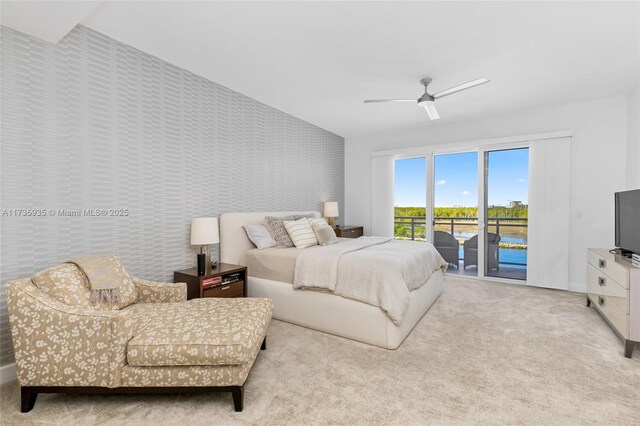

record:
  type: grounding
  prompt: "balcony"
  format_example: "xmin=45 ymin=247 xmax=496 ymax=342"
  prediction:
xmin=394 ymin=216 xmax=527 ymax=280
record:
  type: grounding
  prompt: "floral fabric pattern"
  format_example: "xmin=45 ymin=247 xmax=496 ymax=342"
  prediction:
xmin=125 ymin=298 xmax=272 ymax=366
xmin=6 ymin=279 xmax=132 ymax=388
xmin=66 ymin=255 xmax=138 ymax=309
xmin=133 ymin=278 xmax=187 ymax=303
xmin=6 ymin=266 xmax=273 ymax=391
xmin=31 ymin=264 xmax=93 ymax=307
xmin=121 ymin=362 xmax=255 ymax=387
xmin=31 ymin=260 xmax=138 ymax=311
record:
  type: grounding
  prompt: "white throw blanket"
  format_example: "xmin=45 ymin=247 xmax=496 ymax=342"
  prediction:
xmin=294 ymin=237 xmax=448 ymax=324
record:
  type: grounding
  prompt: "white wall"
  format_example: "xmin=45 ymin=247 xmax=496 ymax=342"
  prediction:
xmin=627 ymin=85 xmax=640 ymax=189
xmin=345 ymin=95 xmax=629 ymax=292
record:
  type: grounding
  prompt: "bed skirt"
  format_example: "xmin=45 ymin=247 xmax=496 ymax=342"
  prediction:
xmin=247 ymin=270 xmax=444 ymax=349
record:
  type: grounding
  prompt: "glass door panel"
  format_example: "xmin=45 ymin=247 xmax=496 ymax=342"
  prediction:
xmin=394 ymin=157 xmax=427 ymax=242
xmin=433 ymin=152 xmax=478 ymax=276
xmin=484 ymin=148 xmax=529 ymax=280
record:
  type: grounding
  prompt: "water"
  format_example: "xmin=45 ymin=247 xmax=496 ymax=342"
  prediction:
xmin=451 ymin=231 xmax=527 ymax=245
xmin=456 ymin=246 xmax=527 ymax=269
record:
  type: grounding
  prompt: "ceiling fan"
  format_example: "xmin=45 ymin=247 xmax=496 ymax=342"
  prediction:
xmin=364 ymin=77 xmax=490 ymax=120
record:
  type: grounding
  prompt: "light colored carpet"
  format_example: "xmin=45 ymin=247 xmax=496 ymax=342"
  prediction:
xmin=1 ymin=277 xmax=639 ymax=425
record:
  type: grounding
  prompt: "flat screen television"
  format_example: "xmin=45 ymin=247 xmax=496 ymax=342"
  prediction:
xmin=615 ymin=189 xmax=640 ymax=256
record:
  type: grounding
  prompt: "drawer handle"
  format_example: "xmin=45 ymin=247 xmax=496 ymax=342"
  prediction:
xmin=598 ymin=258 xmax=606 ymax=268
xmin=221 ymin=286 xmax=230 ymax=290
xmin=598 ymin=296 xmax=605 ymax=307
xmin=598 ymin=276 xmax=606 ymax=286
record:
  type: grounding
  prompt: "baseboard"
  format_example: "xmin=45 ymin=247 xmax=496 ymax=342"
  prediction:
xmin=568 ymin=281 xmax=586 ymax=293
xmin=0 ymin=363 xmax=17 ymax=385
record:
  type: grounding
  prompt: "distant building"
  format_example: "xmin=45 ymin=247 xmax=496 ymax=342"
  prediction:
xmin=508 ymin=200 xmax=523 ymax=208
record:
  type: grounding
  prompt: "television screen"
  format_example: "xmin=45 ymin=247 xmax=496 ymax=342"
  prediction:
xmin=615 ymin=189 xmax=640 ymax=255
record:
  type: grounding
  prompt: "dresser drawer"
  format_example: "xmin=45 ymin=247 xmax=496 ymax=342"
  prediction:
xmin=587 ymin=264 xmax=607 ymax=297
xmin=606 ymin=278 xmax=630 ymax=315
xmin=587 ymin=250 xmax=629 ymax=288
xmin=203 ymin=280 xmax=244 ymax=298
xmin=605 ymin=297 xmax=629 ymax=338
xmin=588 ymin=278 xmax=629 ymax=338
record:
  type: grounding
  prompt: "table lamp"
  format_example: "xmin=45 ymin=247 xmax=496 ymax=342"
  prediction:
xmin=324 ymin=201 xmax=339 ymax=227
xmin=190 ymin=217 xmax=219 ymax=275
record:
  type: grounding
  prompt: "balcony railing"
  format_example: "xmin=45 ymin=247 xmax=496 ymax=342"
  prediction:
xmin=394 ymin=216 xmax=528 ymax=267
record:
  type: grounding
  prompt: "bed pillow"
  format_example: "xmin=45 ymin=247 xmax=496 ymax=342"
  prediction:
xmin=263 ymin=216 xmax=295 ymax=248
xmin=311 ymin=221 xmax=338 ymax=246
xmin=283 ymin=218 xmax=318 ymax=249
xmin=243 ymin=224 xmax=277 ymax=249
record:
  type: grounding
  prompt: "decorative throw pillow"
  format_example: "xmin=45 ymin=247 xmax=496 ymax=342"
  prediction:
xmin=32 ymin=264 xmax=93 ymax=307
xmin=32 ymin=257 xmax=138 ymax=310
xmin=312 ymin=221 xmax=338 ymax=246
xmin=106 ymin=255 xmax=138 ymax=310
xmin=243 ymin=224 xmax=277 ymax=249
xmin=263 ymin=216 xmax=295 ymax=248
xmin=284 ymin=218 xmax=319 ymax=249
xmin=307 ymin=217 xmax=327 ymax=228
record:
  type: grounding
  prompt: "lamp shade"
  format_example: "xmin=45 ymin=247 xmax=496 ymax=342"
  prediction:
xmin=190 ymin=217 xmax=219 ymax=245
xmin=324 ymin=202 xmax=339 ymax=217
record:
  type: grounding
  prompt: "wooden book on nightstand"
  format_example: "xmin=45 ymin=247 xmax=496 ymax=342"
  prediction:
xmin=174 ymin=263 xmax=247 ymax=300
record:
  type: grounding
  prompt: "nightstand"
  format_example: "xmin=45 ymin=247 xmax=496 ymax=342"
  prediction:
xmin=174 ymin=263 xmax=247 ymax=300
xmin=334 ymin=226 xmax=364 ymax=238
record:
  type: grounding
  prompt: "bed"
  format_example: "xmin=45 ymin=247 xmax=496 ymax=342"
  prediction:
xmin=219 ymin=211 xmax=446 ymax=349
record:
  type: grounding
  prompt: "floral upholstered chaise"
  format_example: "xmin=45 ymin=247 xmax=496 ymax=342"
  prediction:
xmin=5 ymin=257 xmax=272 ymax=412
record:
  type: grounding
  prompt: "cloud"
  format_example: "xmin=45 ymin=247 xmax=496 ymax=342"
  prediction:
xmin=436 ymin=180 xmax=447 ymax=186
xmin=461 ymin=190 xmax=470 ymax=196
xmin=518 ymin=178 xmax=525 ymax=183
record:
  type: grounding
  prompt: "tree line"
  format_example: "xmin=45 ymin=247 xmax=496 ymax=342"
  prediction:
xmin=395 ymin=206 xmax=528 ymax=219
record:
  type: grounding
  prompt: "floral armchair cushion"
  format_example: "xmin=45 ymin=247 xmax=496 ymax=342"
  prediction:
xmin=31 ymin=264 xmax=93 ymax=307
xmin=125 ymin=298 xmax=273 ymax=367
xmin=31 ymin=259 xmax=138 ymax=310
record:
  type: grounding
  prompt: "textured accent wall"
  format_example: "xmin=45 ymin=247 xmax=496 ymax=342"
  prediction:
xmin=0 ymin=26 xmax=344 ymax=366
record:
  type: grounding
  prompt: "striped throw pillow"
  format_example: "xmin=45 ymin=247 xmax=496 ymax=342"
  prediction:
xmin=283 ymin=218 xmax=318 ymax=249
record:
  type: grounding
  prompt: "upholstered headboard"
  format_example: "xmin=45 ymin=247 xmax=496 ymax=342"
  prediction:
xmin=219 ymin=211 xmax=321 ymax=265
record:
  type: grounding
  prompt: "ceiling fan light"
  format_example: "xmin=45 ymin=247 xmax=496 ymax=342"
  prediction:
xmin=424 ymin=101 xmax=440 ymax=120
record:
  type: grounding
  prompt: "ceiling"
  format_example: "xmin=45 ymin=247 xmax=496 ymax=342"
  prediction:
xmin=2 ymin=1 xmax=639 ymax=138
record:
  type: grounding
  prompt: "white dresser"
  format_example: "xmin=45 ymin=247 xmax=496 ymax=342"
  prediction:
xmin=587 ymin=248 xmax=640 ymax=357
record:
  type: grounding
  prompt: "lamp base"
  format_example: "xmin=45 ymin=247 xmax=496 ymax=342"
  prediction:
xmin=200 ymin=245 xmax=212 ymax=275
xmin=327 ymin=217 xmax=335 ymax=227
xmin=197 ymin=254 xmax=206 ymax=276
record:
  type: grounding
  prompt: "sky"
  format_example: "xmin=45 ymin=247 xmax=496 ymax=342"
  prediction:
xmin=394 ymin=148 xmax=529 ymax=207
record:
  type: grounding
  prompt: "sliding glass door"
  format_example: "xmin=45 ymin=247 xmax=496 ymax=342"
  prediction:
xmin=394 ymin=157 xmax=427 ymax=242
xmin=484 ymin=148 xmax=529 ymax=280
xmin=391 ymin=147 xmax=529 ymax=282
xmin=433 ymin=152 xmax=478 ymax=276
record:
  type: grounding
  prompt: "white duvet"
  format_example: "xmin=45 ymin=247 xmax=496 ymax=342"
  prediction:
xmin=293 ymin=237 xmax=448 ymax=324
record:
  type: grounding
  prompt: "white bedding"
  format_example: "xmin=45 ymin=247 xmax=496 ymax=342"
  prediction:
xmin=294 ymin=237 xmax=448 ymax=324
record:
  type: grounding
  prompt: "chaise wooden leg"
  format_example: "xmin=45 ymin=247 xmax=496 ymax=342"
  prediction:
xmin=586 ymin=297 xmax=591 ymax=307
xmin=20 ymin=386 xmax=38 ymax=413
xmin=261 ymin=336 xmax=267 ymax=350
xmin=231 ymin=386 xmax=244 ymax=412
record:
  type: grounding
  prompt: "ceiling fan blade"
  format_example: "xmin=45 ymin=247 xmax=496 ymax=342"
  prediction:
xmin=364 ymin=99 xmax=416 ymax=103
xmin=424 ymin=101 xmax=440 ymax=120
xmin=432 ymin=78 xmax=490 ymax=99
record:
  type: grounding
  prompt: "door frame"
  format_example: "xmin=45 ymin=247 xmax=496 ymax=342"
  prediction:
xmin=477 ymin=142 xmax=530 ymax=282
xmin=383 ymin=130 xmax=571 ymax=286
